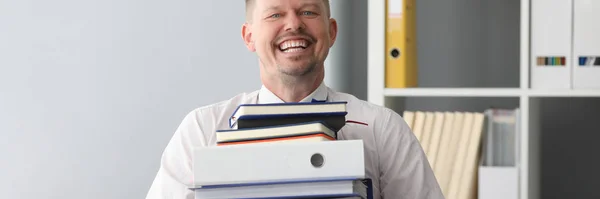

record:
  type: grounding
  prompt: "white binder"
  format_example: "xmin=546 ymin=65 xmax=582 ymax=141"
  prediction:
xmin=478 ymin=166 xmax=519 ymax=199
xmin=572 ymin=0 xmax=600 ymax=89
xmin=192 ymin=140 xmax=365 ymax=187
xmin=531 ymin=0 xmax=573 ymax=89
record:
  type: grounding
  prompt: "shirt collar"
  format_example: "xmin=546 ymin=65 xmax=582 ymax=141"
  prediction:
xmin=257 ymin=82 xmax=328 ymax=104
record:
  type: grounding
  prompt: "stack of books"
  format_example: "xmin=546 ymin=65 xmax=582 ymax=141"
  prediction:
xmin=190 ymin=101 xmax=374 ymax=199
xmin=219 ymin=102 xmax=347 ymax=146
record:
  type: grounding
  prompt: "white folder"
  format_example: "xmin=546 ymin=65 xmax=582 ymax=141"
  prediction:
xmin=572 ymin=0 xmax=600 ymax=89
xmin=192 ymin=140 xmax=365 ymax=187
xmin=478 ymin=166 xmax=519 ymax=199
xmin=530 ymin=0 xmax=573 ymax=89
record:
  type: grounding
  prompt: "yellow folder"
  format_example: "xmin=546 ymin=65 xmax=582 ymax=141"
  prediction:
xmin=385 ymin=0 xmax=417 ymax=88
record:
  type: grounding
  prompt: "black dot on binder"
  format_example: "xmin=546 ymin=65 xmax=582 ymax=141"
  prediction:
xmin=310 ymin=153 xmax=324 ymax=168
xmin=390 ymin=48 xmax=400 ymax=58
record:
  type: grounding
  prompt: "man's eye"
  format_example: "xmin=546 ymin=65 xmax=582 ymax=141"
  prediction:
xmin=270 ymin=13 xmax=281 ymax=18
xmin=302 ymin=11 xmax=315 ymax=15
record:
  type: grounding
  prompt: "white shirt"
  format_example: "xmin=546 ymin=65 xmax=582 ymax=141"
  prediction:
xmin=145 ymin=83 xmax=444 ymax=199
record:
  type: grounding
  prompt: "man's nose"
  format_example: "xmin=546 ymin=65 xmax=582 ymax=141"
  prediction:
xmin=284 ymin=14 xmax=305 ymax=32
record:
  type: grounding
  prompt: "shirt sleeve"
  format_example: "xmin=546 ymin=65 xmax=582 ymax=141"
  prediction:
xmin=376 ymin=109 xmax=445 ymax=199
xmin=145 ymin=110 xmax=209 ymax=199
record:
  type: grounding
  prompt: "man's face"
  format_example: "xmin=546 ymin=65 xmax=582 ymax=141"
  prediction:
xmin=242 ymin=0 xmax=337 ymax=77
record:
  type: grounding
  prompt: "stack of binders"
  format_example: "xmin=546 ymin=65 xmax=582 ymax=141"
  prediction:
xmin=190 ymin=101 xmax=373 ymax=199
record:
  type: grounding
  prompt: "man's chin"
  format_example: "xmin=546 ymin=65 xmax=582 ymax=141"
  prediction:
xmin=277 ymin=64 xmax=316 ymax=77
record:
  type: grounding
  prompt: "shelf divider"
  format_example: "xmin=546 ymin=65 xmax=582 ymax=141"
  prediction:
xmin=384 ymin=88 xmax=523 ymax=97
xmin=383 ymin=88 xmax=600 ymax=98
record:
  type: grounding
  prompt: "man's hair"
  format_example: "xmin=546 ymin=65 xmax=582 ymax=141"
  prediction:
xmin=245 ymin=0 xmax=331 ymax=22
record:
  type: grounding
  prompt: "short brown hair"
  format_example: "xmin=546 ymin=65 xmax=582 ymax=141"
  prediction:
xmin=245 ymin=0 xmax=331 ymax=22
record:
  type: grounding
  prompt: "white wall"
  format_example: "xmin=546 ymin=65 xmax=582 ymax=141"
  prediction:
xmin=0 ymin=0 xmax=261 ymax=198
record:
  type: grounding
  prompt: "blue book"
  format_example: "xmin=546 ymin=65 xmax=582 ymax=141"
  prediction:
xmin=193 ymin=178 xmax=373 ymax=199
xmin=229 ymin=102 xmax=348 ymax=132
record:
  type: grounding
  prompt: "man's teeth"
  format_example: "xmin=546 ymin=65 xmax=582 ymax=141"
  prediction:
xmin=279 ymin=40 xmax=308 ymax=51
xmin=284 ymin=48 xmax=304 ymax=53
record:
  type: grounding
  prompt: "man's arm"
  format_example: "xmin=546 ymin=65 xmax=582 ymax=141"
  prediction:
xmin=376 ymin=109 xmax=445 ymax=199
xmin=146 ymin=110 xmax=208 ymax=199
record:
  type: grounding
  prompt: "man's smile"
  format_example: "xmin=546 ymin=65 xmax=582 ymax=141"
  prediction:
xmin=274 ymin=34 xmax=315 ymax=55
xmin=279 ymin=39 xmax=309 ymax=52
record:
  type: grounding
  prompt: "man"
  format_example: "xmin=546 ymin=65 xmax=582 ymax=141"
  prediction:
xmin=146 ymin=0 xmax=444 ymax=198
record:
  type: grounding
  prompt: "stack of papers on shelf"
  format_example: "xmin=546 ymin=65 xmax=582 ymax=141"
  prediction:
xmin=403 ymin=110 xmax=486 ymax=199
xmin=402 ymin=108 xmax=520 ymax=199
xmin=191 ymin=101 xmax=373 ymax=199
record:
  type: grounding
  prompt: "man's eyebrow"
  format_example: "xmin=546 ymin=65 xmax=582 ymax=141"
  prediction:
xmin=299 ymin=2 xmax=321 ymax=9
xmin=261 ymin=5 xmax=281 ymax=13
xmin=261 ymin=3 xmax=322 ymax=14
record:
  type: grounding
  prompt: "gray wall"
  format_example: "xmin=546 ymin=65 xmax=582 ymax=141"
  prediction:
xmin=538 ymin=98 xmax=600 ymax=199
xmin=404 ymin=0 xmax=521 ymax=113
xmin=0 ymin=1 xmax=261 ymax=198
xmin=325 ymin=0 xmax=368 ymax=100
xmin=0 ymin=1 xmax=368 ymax=198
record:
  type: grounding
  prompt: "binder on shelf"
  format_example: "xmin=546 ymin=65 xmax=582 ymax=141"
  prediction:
xmin=478 ymin=109 xmax=520 ymax=199
xmin=478 ymin=166 xmax=519 ymax=199
xmin=530 ymin=0 xmax=573 ymax=89
xmin=385 ymin=0 xmax=417 ymax=88
xmin=412 ymin=111 xmax=425 ymax=142
xmin=402 ymin=111 xmax=415 ymax=130
xmin=192 ymin=140 xmax=365 ymax=187
xmin=446 ymin=112 xmax=475 ymax=199
xmin=572 ymin=0 xmax=600 ymax=89
xmin=420 ymin=112 xmax=435 ymax=156
xmin=455 ymin=112 xmax=485 ymax=199
xmin=426 ymin=112 xmax=444 ymax=169
xmin=439 ymin=112 xmax=464 ymax=195
xmin=433 ymin=112 xmax=455 ymax=195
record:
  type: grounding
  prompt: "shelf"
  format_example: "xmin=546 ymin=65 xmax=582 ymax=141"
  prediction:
xmin=384 ymin=88 xmax=600 ymax=98
xmin=367 ymin=0 xmax=538 ymax=199
xmin=528 ymin=89 xmax=600 ymax=97
xmin=384 ymin=88 xmax=523 ymax=97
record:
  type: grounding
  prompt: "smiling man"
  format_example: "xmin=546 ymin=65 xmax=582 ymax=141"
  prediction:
xmin=145 ymin=0 xmax=444 ymax=198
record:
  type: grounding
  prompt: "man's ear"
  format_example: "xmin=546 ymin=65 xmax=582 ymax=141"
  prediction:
xmin=242 ymin=23 xmax=256 ymax=52
xmin=328 ymin=18 xmax=338 ymax=48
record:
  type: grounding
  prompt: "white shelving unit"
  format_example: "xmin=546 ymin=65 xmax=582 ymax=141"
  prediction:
xmin=384 ymin=88 xmax=600 ymax=98
xmin=384 ymin=88 xmax=523 ymax=97
xmin=367 ymin=0 xmax=600 ymax=199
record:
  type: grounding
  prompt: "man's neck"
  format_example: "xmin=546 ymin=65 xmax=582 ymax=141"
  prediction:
xmin=262 ymin=73 xmax=324 ymax=103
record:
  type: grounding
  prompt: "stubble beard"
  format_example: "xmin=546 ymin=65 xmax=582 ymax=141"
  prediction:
xmin=277 ymin=57 xmax=318 ymax=86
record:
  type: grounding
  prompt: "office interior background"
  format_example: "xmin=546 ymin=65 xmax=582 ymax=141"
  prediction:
xmin=1 ymin=0 xmax=599 ymax=199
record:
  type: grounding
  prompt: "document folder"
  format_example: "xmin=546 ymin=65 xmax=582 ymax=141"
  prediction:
xmin=192 ymin=140 xmax=365 ymax=187
xmin=385 ymin=0 xmax=417 ymax=88
xmin=478 ymin=166 xmax=518 ymax=199
xmin=572 ymin=0 xmax=600 ymax=89
xmin=530 ymin=0 xmax=573 ymax=89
